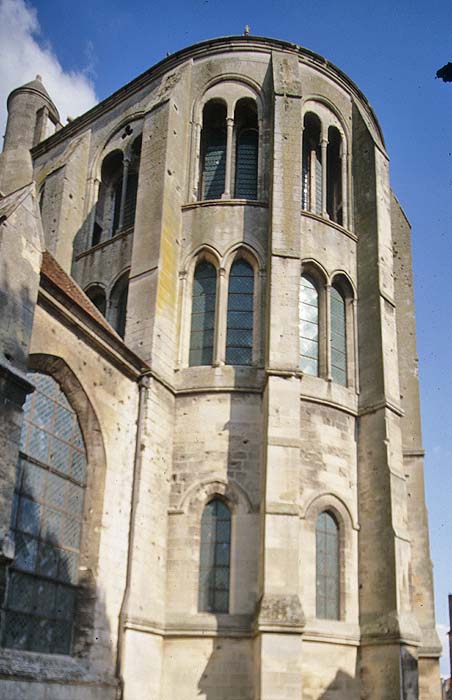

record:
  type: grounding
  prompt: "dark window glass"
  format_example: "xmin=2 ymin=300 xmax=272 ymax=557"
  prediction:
xmin=199 ymin=499 xmax=231 ymax=613
xmin=316 ymin=511 xmax=340 ymax=620
xmin=226 ymin=260 xmax=254 ymax=365
xmin=1 ymin=372 xmax=86 ymax=654
xmin=327 ymin=127 xmax=343 ymax=225
xmin=235 ymin=129 xmax=258 ymax=199
xmin=330 ymin=286 xmax=346 ymax=385
xmin=189 ymin=262 xmax=217 ymax=366
xmin=201 ymin=102 xmax=227 ymax=200
xmin=302 ymin=113 xmax=322 ymax=215
xmin=299 ymin=275 xmax=319 ymax=376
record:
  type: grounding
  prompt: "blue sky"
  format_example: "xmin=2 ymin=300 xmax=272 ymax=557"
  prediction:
xmin=1 ymin=0 xmax=451 ymax=675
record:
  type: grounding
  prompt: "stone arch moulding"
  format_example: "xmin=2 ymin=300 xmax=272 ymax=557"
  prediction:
xmin=302 ymin=96 xmax=350 ymax=143
xmin=330 ymin=269 xmax=356 ymax=297
xmin=89 ymin=114 xmax=144 ymax=182
xmin=192 ymin=74 xmax=264 ymax=123
xmin=183 ymin=244 xmax=222 ymax=278
xmin=301 ymin=257 xmax=329 ymax=283
xmin=300 ymin=491 xmax=359 ymax=531
xmin=176 ymin=478 xmax=255 ymax=516
xmin=26 ymin=353 xmax=108 ymax=657
xmin=223 ymin=242 xmax=264 ymax=276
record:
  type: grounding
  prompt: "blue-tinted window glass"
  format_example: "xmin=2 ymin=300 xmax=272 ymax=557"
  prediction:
xmin=189 ymin=262 xmax=217 ymax=366
xmin=199 ymin=499 xmax=231 ymax=613
xmin=226 ymin=260 xmax=254 ymax=366
xmin=1 ymin=372 xmax=86 ymax=654
xmin=235 ymin=129 xmax=258 ymax=199
xmin=330 ymin=286 xmax=347 ymax=386
xmin=316 ymin=511 xmax=340 ymax=620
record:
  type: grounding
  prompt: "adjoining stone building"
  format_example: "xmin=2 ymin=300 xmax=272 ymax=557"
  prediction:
xmin=0 ymin=34 xmax=442 ymax=699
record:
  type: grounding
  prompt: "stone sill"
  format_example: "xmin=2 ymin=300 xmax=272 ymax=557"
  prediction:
xmin=75 ymin=227 xmax=133 ymax=261
xmin=174 ymin=365 xmax=265 ymax=394
xmin=303 ymin=619 xmax=361 ymax=645
xmin=0 ymin=649 xmax=117 ymax=686
xmin=182 ymin=199 xmax=268 ymax=211
xmin=299 ymin=374 xmax=358 ymax=415
xmin=301 ymin=210 xmax=357 ymax=241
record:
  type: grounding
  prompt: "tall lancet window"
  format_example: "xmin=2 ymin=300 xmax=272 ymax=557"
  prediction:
xmin=330 ymin=285 xmax=347 ymax=386
xmin=234 ymin=98 xmax=258 ymax=200
xmin=200 ymin=101 xmax=227 ymax=200
xmin=1 ymin=372 xmax=87 ymax=654
xmin=299 ymin=274 xmax=319 ymax=376
xmin=226 ymin=259 xmax=254 ymax=366
xmin=316 ymin=511 xmax=340 ymax=620
xmin=302 ymin=112 xmax=322 ymax=215
xmin=189 ymin=261 xmax=217 ymax=366
xmin=199 ymin=499 xmax=231 ymax=613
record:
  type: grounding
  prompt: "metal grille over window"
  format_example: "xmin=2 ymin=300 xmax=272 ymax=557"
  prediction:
xmin=189 ymin=262 xmax=217 ymax=366
xmin=226 ymin=259 xmax=254 ymax=365
xmin=1 ymin=372 xmax=86 ymax=654
xmin=299 ymin=275 xmax=319 ymax=376
xmin=330 ymin=286 xmax=347 ymax=385
xmin=235 ymin=130 xmax=258 ymax=199
xmin=198 ymin=499 xmax=231 ymax=613
xmin=316 ymin=511 xmax=340 ymax=620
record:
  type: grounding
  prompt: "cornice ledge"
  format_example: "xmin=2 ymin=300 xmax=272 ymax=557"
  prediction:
xmin=358 ymin=398 xmax=404 ymax=418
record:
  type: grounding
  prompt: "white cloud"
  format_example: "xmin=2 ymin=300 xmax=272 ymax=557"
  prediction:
xmin=0 ymin=0 xmax=97 ymax=138
xmin=437 ymin=623 xmax=450 ymax=678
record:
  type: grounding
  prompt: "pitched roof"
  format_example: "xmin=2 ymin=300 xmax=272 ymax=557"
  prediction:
xmin=40 ymin=251 xmax=116 ymax=335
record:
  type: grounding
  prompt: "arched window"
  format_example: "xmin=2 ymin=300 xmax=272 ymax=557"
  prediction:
xmin=93 ymin=151 xmax=123 ymax=245
xmin=1 ymin=372 xmax=87 ymax=653
xmin=108 ymin=273 xmax=129 ymax=339
xmin=85 ymin=286 xmax=106 ymax=317
xmin=122 ymin=135 xmax=142 ymax=230
xmin=302 ymin=113 xmax=322 ymax=215
xmin=299 ymin=275 xmax=319 ymax=376
xmin=327 ymin=127 xmax=343 ymax=225
xmin=330 ymin=285 xmax=347 ymax=386
xmin=199 ymin=499 xmax=231 ymax=613
xmin=234 ymin=98 xmax=258 ymax=200
xmin=226 ymin=259 xmax=254 ymax=366
xmin=316 ymin=511 xmax=340 ymax=620
xmin=189 ymin=261 xmax=217 ymax=366
xmin=200 ymin=101 xmax=227 ymax=200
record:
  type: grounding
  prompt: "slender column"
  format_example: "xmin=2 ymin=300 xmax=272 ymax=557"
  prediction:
xmin=86 ymin=177 xmax=100 ymax=245
xmin=118 ymin=156 xmax=130 ymax=230
xmin=177 ymin=271 xmax=188 ymax=368
xmin=191 ymin=120 xmax=202 ymax=201
xmin=321 ymin=136 xmax=328 ymax=217
xmin=257 ymin=118 xmax=264 ymax=200
xmin=214 ymin=267 xmax=227 ymax=366
xmin=223 ymin=115 xmax=234 ymax=199
xmin=352 ymin=297 xmax=359 ymax=392
xmin=341 ymin=143 xmax=348 ymax=229
xmin=324 ymin=283 xmax=332 ymax=380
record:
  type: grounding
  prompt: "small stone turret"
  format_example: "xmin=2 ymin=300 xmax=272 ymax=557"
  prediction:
xmin=0 ymin=75 xmax=60 ymax=195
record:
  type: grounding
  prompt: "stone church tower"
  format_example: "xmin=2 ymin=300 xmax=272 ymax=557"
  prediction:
xmin=0 ymin=36 xmax=441 ymax=699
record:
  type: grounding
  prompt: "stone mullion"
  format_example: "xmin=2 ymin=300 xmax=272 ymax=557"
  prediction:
xmin=118 ymin=156 xmax=130 ymax=230
xmin=223 ymin=115 xmax=234 ymax=199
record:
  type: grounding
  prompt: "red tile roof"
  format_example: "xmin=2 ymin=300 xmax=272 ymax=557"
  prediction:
xmin=40 ymin=251 xmax=117 ymax=335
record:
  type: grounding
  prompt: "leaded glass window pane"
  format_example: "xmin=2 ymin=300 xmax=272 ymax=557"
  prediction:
xmin=1 ymin=372 xmax=86 ymax=654
xmin=316 ymin=511 xmax=339 ymax=620
xmin=330 ymin=286 xmax=347 ymax=386
xmin=226 ymin=260 xmax=254 ymax=366
xmin=235 ymin=129 xmax=258 ymax=199
xmin=300 ymin=275 xmax=319 ymax=375
xmin=189 ymin=262 xmax=217 ymax=366
xmin=199 ymin=499 xmax=231 ymax=613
